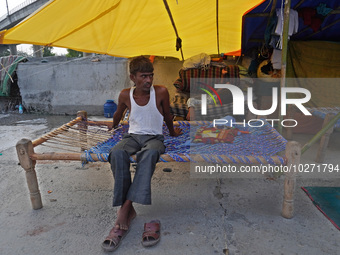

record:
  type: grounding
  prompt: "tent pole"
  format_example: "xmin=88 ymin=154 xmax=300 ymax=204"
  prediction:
xmin=292 ymin=0 xmax=305 ymax=10
xmin=305 ymin=18 xmax=340 ymax=39
xmin=293 ymin=7 xmax=340 ymax=38
xmin=216 ymin=0 xmax=220 ymax=55
xmin=279 ymin=0 xmax=291 ymax=134
xmin=268 ymin=0 xmax=278 ymax=24
xmin=301 ymin=112 xmax=340 ymax=155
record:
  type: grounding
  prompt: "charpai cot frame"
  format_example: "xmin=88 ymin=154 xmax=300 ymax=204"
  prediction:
xmin=16 ymin=111 xmax=301 ymax=219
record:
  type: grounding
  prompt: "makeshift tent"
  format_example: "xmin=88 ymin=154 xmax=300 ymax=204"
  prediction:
xmin=241 ymin=0 xmax=340 ymax=107
xmin=0 ymin=0 xmax=264 ymax=60
xmin=242 ymin=0 xmax=340 ymax=55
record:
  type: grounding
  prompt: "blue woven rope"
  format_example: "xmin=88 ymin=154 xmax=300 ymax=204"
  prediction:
xmin=159 ymin=156 xmax=168 ymax=162
xmin=229 ymin=155 xmax=238 ymax=164
xmin=235 ymin=155 xmax=246 ymax=164
xmin=83 ymin=120 xmax=287 ymax=164
xmin=184 ymin=153 xmax=197 ymax=163
xmin=201 ymin=154 xmax=212 ymax=163
xmin=216 ymin=155 xmax=228 ymax=164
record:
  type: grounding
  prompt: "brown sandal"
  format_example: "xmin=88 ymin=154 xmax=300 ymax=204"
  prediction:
xmin=141 ymin=220 xmax=161 ymax=247
xmin=102 ymin=227 xmax=129 ymax=252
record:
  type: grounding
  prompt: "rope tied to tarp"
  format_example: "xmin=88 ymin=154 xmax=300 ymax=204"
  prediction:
xmin=163 ymin=0 xmax=184 ymax=60
xmin=216 ymin=0 xmax=220 ymax=55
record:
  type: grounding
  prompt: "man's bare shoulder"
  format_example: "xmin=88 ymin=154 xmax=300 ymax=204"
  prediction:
xmin=121 ymin=88 xmax=131 ymax=94
xmin=117 ymin=88 xmax=131 ymax=105
xmin=119 ymin=88 xmax=130 ymax=97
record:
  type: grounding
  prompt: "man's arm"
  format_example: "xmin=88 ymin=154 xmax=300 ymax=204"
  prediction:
xmin=158 ymin=86 xmax=182 ymax=137
xmin=108 ymin=89 xmax=129 ymax=130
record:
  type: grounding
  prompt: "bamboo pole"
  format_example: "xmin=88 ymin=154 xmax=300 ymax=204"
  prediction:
xmin=268 ymin=0 xmax=278 ymax=25
xmin=315 ymin=113 xmax=336 ymax=163
xmin=282 ymin=141 xmax=300 ymax=219
xmin=301 ymin=112 xmax=340 ymax=155
xmin=293 ymin=7 xmax=340 ymax=38
xmin=278 ymin=0 xmax=292 ymax=134
xmin=30 ymin=151 xmax=285 ymax=165
xmin=292 ymin=0 xmax=305 ymax=10
xmin=305 ymin=18 xmax=340 ymax=40
xmin=31 ymin=152 xmax=82 ymax=161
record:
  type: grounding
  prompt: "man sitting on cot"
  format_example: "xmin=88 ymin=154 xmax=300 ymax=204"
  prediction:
xmin=102 ymin=56 xmax=182 ymax=252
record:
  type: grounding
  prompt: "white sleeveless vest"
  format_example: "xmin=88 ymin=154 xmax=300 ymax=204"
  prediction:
xmin=128 ymin=86 xmax=164 ymax=135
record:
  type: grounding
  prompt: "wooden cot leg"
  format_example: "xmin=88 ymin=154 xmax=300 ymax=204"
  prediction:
xmin=281 ymin=141 xmax=301 ymax=219
xmin=16 ymin=139 xmax=43 ymax=210
xmin=315 ymin=113 xmax=335 ymax=163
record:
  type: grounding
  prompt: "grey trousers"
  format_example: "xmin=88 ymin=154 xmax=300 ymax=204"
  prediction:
xmin=108 ymin=133 xmax=165 ymax=206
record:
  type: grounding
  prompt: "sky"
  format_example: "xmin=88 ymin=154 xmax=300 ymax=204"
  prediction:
xmin=0 ymin=0 xmax=25 ymax=17
xmin=1 ymin=0 xmax=67 ymax=55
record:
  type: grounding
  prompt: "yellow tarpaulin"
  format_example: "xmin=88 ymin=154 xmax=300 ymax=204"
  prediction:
xmin=0 ymin=0 xmax=264 ymax=59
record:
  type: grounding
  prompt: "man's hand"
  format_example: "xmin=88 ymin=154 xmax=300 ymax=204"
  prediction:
xmin=170 ymin=127 xmax=183 ymax=137
xmin=186 ymin=107 xmax=195 ymax=121
xmin=107 ymin=123 xmax=113 ymax=131
xmin=107 ymin=123 xmax=119 ymax=132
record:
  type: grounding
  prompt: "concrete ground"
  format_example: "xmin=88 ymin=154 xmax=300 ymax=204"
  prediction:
xmin=0 ymin=113 xmax=339 ymax=255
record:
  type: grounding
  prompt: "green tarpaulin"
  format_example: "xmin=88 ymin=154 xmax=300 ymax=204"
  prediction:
xmin=0 ymin=55 xmax=25 ymax=97
xmin=287 ymin=41 xmax=340 ymax=107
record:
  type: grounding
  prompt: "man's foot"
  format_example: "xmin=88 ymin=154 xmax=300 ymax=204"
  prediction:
xmin=128 ymin=206 xmax=137 ymax=225
xmin=115 ymin=202 xmax=136 ymax=230
xmin=101 ymin=203 xmax=136 ymax=252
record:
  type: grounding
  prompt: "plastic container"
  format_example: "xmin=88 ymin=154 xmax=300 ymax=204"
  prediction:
xmin=104 ymin=100 xmax=117 ymax=118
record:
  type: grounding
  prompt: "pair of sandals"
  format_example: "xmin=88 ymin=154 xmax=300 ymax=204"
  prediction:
xmin=102 ymin=220 xmax=161 ymax=252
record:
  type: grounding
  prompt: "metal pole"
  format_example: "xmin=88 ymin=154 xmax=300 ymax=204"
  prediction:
xmin=5 ymin=0 xmax=10 ymax=16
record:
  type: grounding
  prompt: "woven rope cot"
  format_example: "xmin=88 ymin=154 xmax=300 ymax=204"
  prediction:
xmin=16 ymin=111 xmax=301 ymax=219
xmin=84 ymin=119 xmax=288 ymax=165
xmin=307 ymin=107 xmax=340 ymax=129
